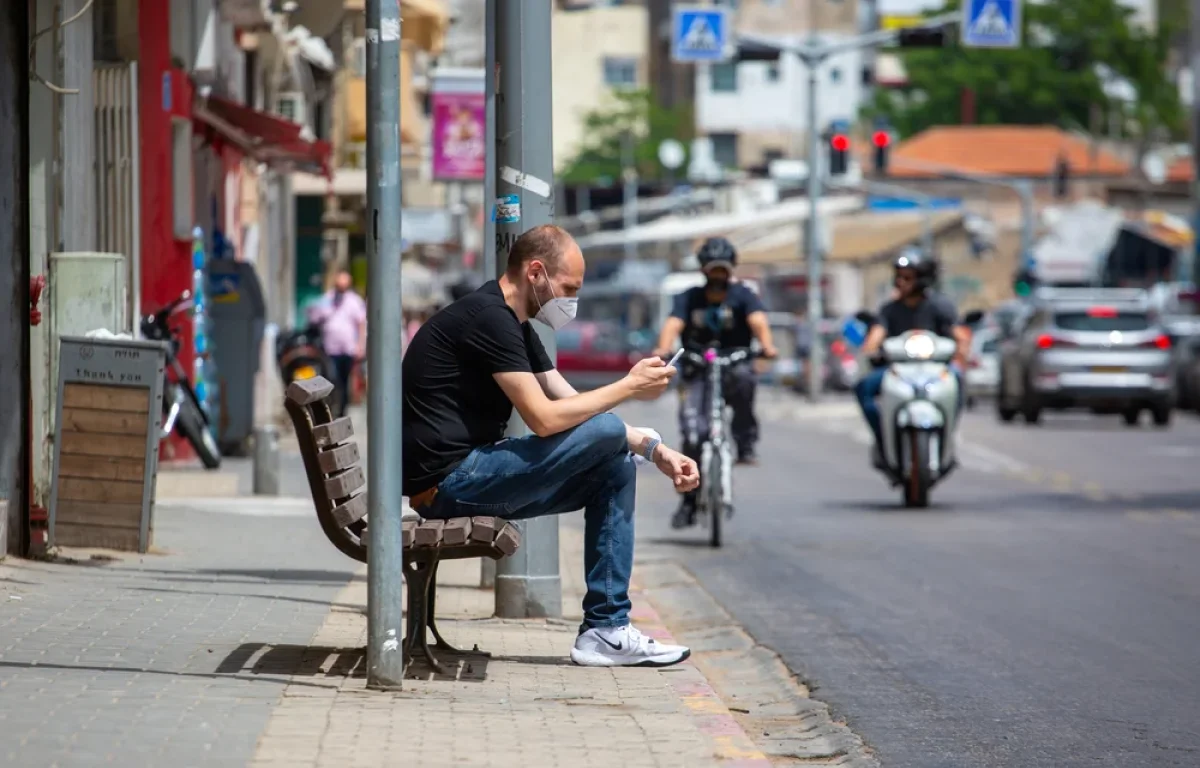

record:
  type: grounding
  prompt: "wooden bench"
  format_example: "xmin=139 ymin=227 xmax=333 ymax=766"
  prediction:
xmin=284 ymin=376 xmax=521 ymax=673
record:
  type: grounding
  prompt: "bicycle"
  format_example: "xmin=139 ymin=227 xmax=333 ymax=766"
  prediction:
xmin=680 ymin=345 xmax=760 ymax=548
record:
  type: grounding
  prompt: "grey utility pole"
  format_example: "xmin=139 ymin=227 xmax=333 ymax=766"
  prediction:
xmin=364 ymin=0 xmax=405 ymax=690
xmin=489 ymin=0 xmax=563 ymax=619
xmin=743 ymin=11 xmax=961 ymax=402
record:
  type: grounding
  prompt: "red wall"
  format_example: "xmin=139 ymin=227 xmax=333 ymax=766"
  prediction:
xmin=138 ymin=1 xmax=197 ymax=461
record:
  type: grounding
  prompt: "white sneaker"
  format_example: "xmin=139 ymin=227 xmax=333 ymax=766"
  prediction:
xmin=570 ymin=624 xmax=691 ymax=668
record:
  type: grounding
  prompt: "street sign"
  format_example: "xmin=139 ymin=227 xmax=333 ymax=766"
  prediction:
xmin=962 ymin=0 xmax=1021 ymax=49
xmin=671 ymin=6 xmax=729 ymax=63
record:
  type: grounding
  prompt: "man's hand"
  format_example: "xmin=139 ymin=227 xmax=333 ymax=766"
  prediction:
xmin=653 ymin=444 xmax=700 ymax=492
xmin=624 ymin=357 xmax=676 ymax=401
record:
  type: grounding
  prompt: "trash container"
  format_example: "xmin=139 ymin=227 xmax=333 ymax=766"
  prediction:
xmin=207 ymin=260 xmax=266 ymax=455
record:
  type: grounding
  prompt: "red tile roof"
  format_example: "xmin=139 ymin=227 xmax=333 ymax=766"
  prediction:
xmin=886 ymin=125 xmax=1131 ymax=178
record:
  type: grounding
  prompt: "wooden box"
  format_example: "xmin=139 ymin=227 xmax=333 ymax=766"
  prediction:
xmin=48 ymin=336 xmax=168 ymax=552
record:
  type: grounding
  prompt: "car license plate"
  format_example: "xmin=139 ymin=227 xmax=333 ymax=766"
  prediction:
xmin=294 ymin=365 xmax=317 ymax=380
xmin=1091 ymin=366 xmax=1127 ymax=373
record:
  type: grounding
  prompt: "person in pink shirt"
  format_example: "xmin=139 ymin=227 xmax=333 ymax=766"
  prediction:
xmin=308 ymin=270 xmax=367 ymax=416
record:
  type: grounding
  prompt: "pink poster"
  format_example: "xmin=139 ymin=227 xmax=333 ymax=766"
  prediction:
xmin=431 ymin=90 xmax=485 ymax=181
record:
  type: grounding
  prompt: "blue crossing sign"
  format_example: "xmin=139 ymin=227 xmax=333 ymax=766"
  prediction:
xmin=671 ymin=6 xmax=729 ymax=63
xmin=962 ymin=0 xmax=1021 ymax=48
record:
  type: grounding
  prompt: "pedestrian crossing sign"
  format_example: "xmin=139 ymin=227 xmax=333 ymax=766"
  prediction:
xmin=672 ymin=6 xmax=730 ymax=63
xmin=962 ymin=0 xmax=1021 ymax=49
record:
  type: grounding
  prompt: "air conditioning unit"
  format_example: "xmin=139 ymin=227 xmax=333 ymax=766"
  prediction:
xmin=276 ymin=91 xmax=307 ymax=126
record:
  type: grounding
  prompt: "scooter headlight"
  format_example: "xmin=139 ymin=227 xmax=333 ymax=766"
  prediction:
xmin=903 ymin=334 xmax=936 ymax=360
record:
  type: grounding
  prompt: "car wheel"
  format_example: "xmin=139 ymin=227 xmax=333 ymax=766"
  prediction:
xmin=1152 ymin=405 xmax=1171 ymax=427
xmin=1122 ymin=408 xmax=1141 ymax=426
xmin=996 ymin=376 xmax=1017 ymax=422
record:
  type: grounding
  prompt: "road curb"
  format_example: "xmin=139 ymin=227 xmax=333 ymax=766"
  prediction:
xmin=634 ymin=559 xmax=879 ymax=767
xmin=629 ymin=585 xmax=774 ymax=767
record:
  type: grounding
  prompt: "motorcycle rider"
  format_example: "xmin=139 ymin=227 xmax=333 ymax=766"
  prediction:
xmin=857 ymin=250 xmax=970 ymax=463
xmin=653 ymin=237 xmax=778 ymax=529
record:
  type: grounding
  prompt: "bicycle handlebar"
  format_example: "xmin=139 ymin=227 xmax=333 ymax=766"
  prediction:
xmin=680 ymin=347 xmax=761 ymax=366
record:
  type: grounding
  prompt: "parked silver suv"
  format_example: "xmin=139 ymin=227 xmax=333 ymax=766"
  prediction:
xmin=996 ymin=288 xmax=1175 ymax=426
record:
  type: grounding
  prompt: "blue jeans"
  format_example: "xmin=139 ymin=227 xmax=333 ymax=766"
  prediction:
xmin=421 ymin=413 xmax=634 ymax=630
xmin=855 ymin=366 xmax=964 ymax=447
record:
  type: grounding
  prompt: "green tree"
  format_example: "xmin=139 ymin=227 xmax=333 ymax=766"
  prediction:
xmin=871 ymin=0 xmax=1183 ymax=140
xmin=560 ymin=89 xmax=693 ymax=185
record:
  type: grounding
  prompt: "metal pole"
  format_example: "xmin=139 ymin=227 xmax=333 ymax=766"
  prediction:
xmin=921 ymin=196 xmax=934 ymax=255
xmin=1018 ymin=180 xmax=1034 ymax=268
xmin=364 ymin=0 xmax=405 ymax=690
xmin=803 ymin=58 xmax=823 ymax=403
xmin=492 ymin=0 xmax=563 ymax=619
xmin=252 ymin=425 xmax=280 ymax=496
xmin=623 ymin=131 xmax=638 ymax=261
xmin=480 ymin=0 xmax=499 ymax=592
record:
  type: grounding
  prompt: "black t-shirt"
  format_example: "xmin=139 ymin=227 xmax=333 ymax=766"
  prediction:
xmin=670 ymin=282 xmax=765 ymax=350
xmin=402 ymin=281 xmax=553 ymax=494
xmin=876 ymin=293 xmax=959 ymax=339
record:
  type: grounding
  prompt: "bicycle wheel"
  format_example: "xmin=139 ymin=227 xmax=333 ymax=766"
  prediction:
xmin=706 ymin=446 xmax=723 ymax=548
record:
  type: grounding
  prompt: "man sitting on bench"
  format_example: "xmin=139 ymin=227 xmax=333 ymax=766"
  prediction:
xmin=403 ymin=224 xmax=699 ymax=668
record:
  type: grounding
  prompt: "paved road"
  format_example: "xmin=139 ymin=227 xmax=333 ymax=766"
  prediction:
xmin=620 ymin=389 xmax=1200 ymax=768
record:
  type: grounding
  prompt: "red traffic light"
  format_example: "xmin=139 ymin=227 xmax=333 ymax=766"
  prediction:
xmin=830 ymin=134 xmax=850 ymax=152
xmin=872 ymin=130 xmax=891 ymax=148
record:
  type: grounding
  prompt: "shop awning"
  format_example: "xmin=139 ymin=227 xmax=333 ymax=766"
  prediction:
xmin=193 ymin=94 xmax=333 ymax=178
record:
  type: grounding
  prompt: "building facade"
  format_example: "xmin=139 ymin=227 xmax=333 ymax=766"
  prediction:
xmin=692 ymin=0 xmax=864 ymax=170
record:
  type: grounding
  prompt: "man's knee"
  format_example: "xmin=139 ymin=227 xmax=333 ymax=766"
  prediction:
xmin=581 ymin=412 xmax=628 ymax=457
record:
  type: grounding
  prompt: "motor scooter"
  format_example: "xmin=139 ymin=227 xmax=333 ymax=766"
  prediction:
xmin=276 ymin=321 xmax=334 ymax=387
xmin=874 ymin=330 xmax=960 ymax=508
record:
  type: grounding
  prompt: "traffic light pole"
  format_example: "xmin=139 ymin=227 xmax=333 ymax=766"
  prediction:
xmin=742 ymin=11 xmax=961 ymax=403
xmin=803 ymin=60 xmax=822 ymax=402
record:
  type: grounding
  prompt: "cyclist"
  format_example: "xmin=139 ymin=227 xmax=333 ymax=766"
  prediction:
xmin=857 ymin=250 xmax=970 ymax=464
xmin=653 ymin=236 xmax=778 ymax=529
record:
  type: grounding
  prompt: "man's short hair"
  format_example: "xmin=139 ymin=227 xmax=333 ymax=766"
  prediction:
xmin=505 ymin=224 xmax=574 ymax=276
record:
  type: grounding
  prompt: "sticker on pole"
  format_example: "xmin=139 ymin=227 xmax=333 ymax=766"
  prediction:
xmin=671 ymin=6 xmax=729 ymax=63
xmin=962 ymin=0 xmax=1021 ymax=49
xmin=494 ymin=195 xmax=521 ymax=225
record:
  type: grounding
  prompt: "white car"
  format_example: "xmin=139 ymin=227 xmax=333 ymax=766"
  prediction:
xmin=965 ymin=327 xmax=1001 ymax=408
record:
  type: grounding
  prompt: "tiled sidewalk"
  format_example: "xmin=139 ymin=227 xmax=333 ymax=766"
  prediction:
xmin=250 ymin=525 xmax=771 ymax=767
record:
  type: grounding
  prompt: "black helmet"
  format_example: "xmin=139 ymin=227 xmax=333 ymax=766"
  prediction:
xmin=697 ymin=237 xmax=737 ymax=272
xmin=894 ymin=248 xmax=937 ymax=292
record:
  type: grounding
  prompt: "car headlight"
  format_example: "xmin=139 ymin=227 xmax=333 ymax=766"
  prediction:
xmin=904 ymin=334 xmax=936 ymax=360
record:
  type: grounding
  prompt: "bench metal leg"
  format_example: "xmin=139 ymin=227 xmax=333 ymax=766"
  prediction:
xmin=426 ymin=560 xmax=492 ymax=658
xmin=402 ymin=558 xmax=444 ymax=674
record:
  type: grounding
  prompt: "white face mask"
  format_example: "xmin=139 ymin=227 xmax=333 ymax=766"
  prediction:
xmin=533 ymin=272 xmax=578 ymax=331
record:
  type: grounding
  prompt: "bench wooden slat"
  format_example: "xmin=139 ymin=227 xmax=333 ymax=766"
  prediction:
xmin=318 ymin=442 xmax=360 ymax=474
xmin=330 ymin=494 xmax=368 ymax=527
xmin=442 ymin=517 xmax=471 ymax=546
xmin=469 ymin=516 xmax=497 ymax=543
xmin=325 ymin=466 xmax=366 ymax=500
xmin=401 ymin=520 xmax=415 ymax=548
xmin=495 ymin=524 xmax=520 ymax=556
xmin=414 ymin=519 xmax=444 ymax=547
xmin=313 ymin=416 xmax=354 ymax=447
xmin=287 ymin=377 xmax=335 ymax=405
